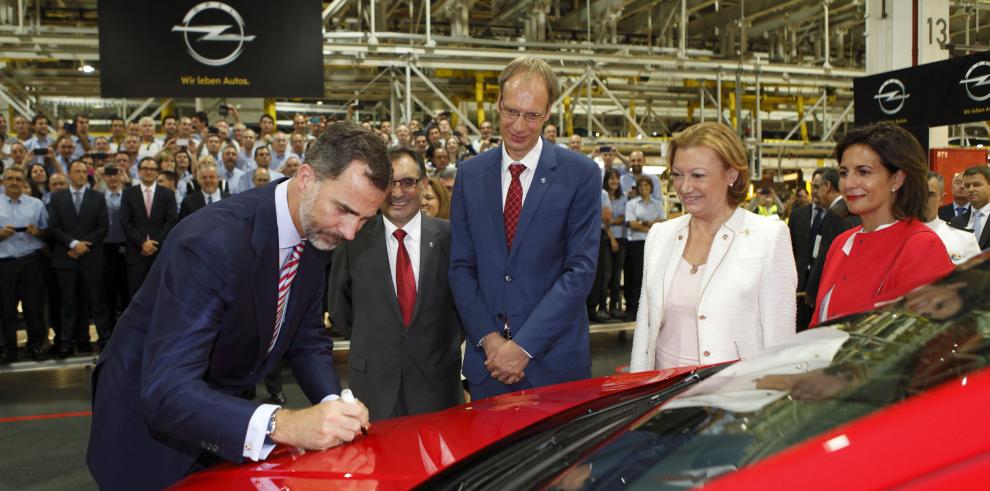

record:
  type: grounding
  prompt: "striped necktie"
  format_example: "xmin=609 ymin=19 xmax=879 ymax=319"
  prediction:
xmin=269 ymin=241 xmax=305 ymax=354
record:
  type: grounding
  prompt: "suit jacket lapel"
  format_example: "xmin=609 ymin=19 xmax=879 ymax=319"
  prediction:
xmin=508 ymin=141 xmax=557 ymax=265
xmin=250 ymin=188 xmax=279 ymax=363
xmin=369 ymin=216 xmax=404 ymax=327
xmin=484 ymin=151 xmax=508 ymax=259
xmin=700 ymin=209 xmax=745 ymax=299
xmin=409 ymin=215 xmax=441 ymax=330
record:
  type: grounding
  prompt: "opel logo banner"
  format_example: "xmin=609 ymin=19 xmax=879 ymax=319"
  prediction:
xmin=874 ymin=79 xmax=910 ymax=116
xmin=172 ymin=2 xmax=257 ymax=67
xmin=960 ymin=61 xmax=990 ymax=102
xmin=99 ymin=0 xmax=322 ymax=97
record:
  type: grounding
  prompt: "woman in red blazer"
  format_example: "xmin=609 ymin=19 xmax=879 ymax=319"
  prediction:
xmin=811 ymin=122 xmax=954 ymax=327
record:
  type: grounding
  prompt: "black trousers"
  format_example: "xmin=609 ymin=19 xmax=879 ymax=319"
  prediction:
xmin=623 ymin=240 xmax=646 ymax=319
xmin=127 ymin=254 xmax=155 ymax=298
xmin=607 ymin=238 xmax=627 ymax=312
xmin=587 ymin=231 xmax=610 ymax=313
xmin=0 ymin=253 xmax=47 ymax=352
xmin=57 ymin=265 xmax=112 ymax=345
xmin=103 ymin=243 xmax=129 ymax=323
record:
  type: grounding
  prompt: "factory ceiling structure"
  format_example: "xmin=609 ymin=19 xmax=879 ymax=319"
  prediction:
xmin=1 ymin=0 xmax=990 ymax=149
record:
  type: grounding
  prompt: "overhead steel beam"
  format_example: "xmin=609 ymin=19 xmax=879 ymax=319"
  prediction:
xmin=0 ymin=83 xmax=34 ymax=118
xmin=821 ymin=100 xmax=854 ymax=142
xmin=407 ymin=63 xmax=481 ymax=134
xmin=125 ymin=98 xmax=155 ymax=123
xmin=587 ymin=71 xmax=647 ymax=137
xmin=783 ymin=92 xmax=826 ymax=142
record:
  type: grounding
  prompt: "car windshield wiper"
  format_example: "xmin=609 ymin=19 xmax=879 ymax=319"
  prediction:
xmin=422 ymin=365 xmax=727 ymax=491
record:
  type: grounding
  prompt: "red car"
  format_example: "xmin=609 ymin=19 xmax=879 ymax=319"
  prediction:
xmin=175 ymin=257 xmax=990 ymax=490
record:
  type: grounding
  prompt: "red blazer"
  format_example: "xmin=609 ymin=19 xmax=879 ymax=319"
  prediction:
xmin=810 ymin=219 xmax=953 ymax=327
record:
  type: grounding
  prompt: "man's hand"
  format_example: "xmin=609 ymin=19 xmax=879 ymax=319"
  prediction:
xmin=485 ymin=340 xmax=530 ymax=385
xmin=141 ymin=240 xmax=159 ymax=256
xmin=67 ymin=250 xmax=79 ymax=259
xmin=25 ymin=224 xmax=42 ymax=238
xmin=271 ymin=400 xmax=370 ymax=450
xmin=480 ymin=331 xmax=507 ymax=362
xmin=0 ymin=225 xmax=15 ymax=240
xmin=73 ymin=241 xmax=91 ymax=255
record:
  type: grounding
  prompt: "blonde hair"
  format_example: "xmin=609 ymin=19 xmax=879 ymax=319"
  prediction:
xmin=668 ymin=122 xmax=750 ymax=207
xmin=426 ymin=177 xmax=451 ymax=220
xmin=498 ymin=57 xmax=560 ymax=111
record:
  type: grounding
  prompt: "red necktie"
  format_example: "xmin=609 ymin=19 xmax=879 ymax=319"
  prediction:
xmin=393 ymin=229 xmax=416 ymax=326
xmin=504 ymin=163 xmax=526 ymax=250
xmin=269 ymin=241 xmax=305 ymax=354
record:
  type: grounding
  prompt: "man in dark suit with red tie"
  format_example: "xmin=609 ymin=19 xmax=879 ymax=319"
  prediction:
xmin=87 ymin=123 xmax=389 ymax=490
xmin=449 ymin=57 xmax=601 ymax=399
xmin=330 ymin=147 xmax=463 ymax=421
xmin=119 ymin=157 xmax=177 ymax=296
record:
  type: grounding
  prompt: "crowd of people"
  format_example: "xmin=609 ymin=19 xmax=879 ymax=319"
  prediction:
xmin=0 ymin=55 xmax=975 ymax=488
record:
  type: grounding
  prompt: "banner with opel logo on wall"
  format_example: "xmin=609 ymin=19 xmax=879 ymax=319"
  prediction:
xmin=98 ymin=0 xmax=324 ymax=98
xmin=855 ymin=50 xmax=990 ymax=129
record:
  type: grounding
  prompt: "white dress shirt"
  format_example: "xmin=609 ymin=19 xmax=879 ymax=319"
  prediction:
xmin=383 ymin=212 xmax=422 ymax=294
xmin=966 ymin=202 xmax=990 ymax=237
xmin=243 ymin=180 xmax=337 ymax=462
xmin=203 ymin=189 xmax=222 ymax=204
xmin=500 ymin=137 xmax=543 ymax=207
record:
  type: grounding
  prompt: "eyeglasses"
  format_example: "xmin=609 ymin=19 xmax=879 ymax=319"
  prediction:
xmin=391 ymin=177 xmax=421 ymax=190
xmin=498 ymin=101 xmax=545 ymax=123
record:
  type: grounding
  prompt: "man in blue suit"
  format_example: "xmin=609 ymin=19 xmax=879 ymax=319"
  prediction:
xmin=87 ymin=123 xmax=390 ymax=490
xmin=449 ymin=57 xmax=601 ymax=400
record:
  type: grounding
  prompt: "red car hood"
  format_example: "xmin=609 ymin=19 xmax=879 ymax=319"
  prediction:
xmin=173 ymin=367 xmax=697 ymax=490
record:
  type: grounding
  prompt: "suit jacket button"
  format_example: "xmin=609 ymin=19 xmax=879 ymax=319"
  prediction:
xmin=703 ymin=350 xmax=711 ymax=357
xmin=505 ymin=275 xmax=512 ymax=282
xmin=698 ymin=315 xmax=706 ymax=320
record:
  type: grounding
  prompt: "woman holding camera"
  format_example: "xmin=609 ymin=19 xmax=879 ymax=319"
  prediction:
xmin=630 ymin=122 xmax=796 ymax=371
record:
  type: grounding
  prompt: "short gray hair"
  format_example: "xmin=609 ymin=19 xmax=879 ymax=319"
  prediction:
xmin=927 ymin=171 xmax=944 ymax=191
xmin=436 ymin=167 xmax=457 ymax=180
xmin=498 ymin=56 xmax=560 ymax=112
xmin=304 ymin=121 xmax=392 ymax=191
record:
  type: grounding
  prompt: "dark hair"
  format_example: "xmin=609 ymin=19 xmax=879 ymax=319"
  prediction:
xmin=74 ymin=114 xmax=89 ymax=124
xmin=254 ymin=146 xmax=271 ymax=158
xmin=192 ymin=111 xmax=209 ymax=125
xmin=388 ymin=146 xmax=427 ymax=179
xmin=603 ymin=167 xmax=622 ymax=199
xmin=815 ymin=167 xmax=840 ymax=192
xmin=139 ymin=156 xmax=158 ymax=170
xmin=834 ymin=122 xmax=928 ymax=221
xmin=68 ymin=160 xmax=88 ymax=172
xmin=305 ymin=121 xmax=392 ymax=191
xmin=963 ymin=165 xmax=990 ymax=184
xmin=259 ymin=114 xmax=275 ymax=124
xmin=111 ymin=117 xmax=125 ymax=125
xmin=32 ymin=114 xmax=48 ymax=125
xmin=635 ymin=175 xmax=654 ymax=195
xmin=162 ymin=115 xmax=177 ymax=124
xmin=158 ymin=170 xmax=177 ymax=185
xmin=26 ymin=163 xmax=48 ymax=195
xmin=413 ymin=130 xmax=427 ymax=138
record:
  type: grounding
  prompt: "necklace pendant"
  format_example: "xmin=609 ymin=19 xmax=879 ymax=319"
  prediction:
xmin=689 ymin=264 xmax=699 ymax=274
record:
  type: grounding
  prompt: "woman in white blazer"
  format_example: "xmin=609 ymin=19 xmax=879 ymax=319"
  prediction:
xmin=630 ymin=122 xmax=797 ymax=372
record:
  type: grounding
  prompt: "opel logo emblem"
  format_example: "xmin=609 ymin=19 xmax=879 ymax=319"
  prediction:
xmin=960 ymin=61 xmax=990 ymax=102
xmin=874 ymin=79 xmax=910 ymax=116
xmin=172 ymin=2 xmax=256 ymax=67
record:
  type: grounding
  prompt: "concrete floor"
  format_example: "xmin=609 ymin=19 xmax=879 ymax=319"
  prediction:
xmin=0 ymin=331 xmax=633 ymax=491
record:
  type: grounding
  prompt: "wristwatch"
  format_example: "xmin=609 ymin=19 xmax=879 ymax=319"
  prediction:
xmin=266 ymin=408 xmax=280 ymax=439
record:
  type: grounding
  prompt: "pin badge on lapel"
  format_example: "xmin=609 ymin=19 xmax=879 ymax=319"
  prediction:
xmin=540 ymin=177 xmax=548 ymax=184
xmin=428 ymin=241 xmax=435 ymax=248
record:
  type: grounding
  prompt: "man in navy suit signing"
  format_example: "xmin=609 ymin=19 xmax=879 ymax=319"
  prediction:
xmin=87 ymin=123 xmax=390 ymax=490
xmin=449 ymin=57 xmax=601 ymax=399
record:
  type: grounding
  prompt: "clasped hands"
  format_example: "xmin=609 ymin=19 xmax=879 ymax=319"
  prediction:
xmin=140 ymin=239 xmax=159 ymax=256
xmin=481 ymin=332 xmax=529 ymax=385
xmin=67 ymin=241 xmax=93 ymax=259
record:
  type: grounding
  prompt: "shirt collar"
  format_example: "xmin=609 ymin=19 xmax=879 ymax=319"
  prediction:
xmin=275 ymin=179 xmax=303 ymax=249
xmin=106 ymin=188 xmax=122 ymax=197
xmin=829 ymin=195 xmax=843 ymax=209
xmin=976 ymin=202 xmax=990 ymax=216
xmin=204 ymin=189 xmax=222 ymax=201
xmin=70 ymin=184 xmax=87 ymax=193
xmin=501 ymin=136 xmax=544 ymax=173
xmin=383 ymin=211 xmax=422 ymax=242
xmin=140 ymin=182 xmax=157 ymax=194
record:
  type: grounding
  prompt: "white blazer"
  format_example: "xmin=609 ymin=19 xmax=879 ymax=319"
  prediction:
xmin=630 ymin=207 xmax=797 ymax=372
